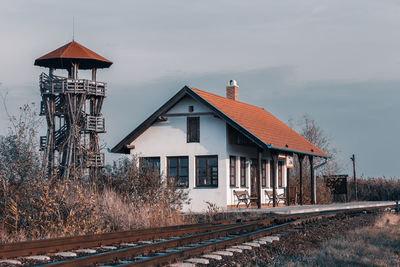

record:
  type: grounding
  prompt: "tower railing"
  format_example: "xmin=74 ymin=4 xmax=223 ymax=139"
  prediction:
xmin=84 ymin=116 xmax=105 ymax=133
xmin=40 ymin=73 xmax=106 ymax=96
xmin=86 ymin=153 xmax=105 ymax=167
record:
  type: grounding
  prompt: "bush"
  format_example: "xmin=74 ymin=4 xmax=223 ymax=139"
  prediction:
xmin=348 ymin=177 xmax=400 ymax=201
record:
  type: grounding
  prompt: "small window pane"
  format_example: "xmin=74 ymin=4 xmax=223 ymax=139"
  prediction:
xmin=196 ymin=156 xmax=218 ymax=187
xmin=167 ymin=156 xmax=189 ymax=188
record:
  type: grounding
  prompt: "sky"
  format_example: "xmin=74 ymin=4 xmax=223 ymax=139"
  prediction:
xmin=0 ymin=0 xmax=399 ymax=178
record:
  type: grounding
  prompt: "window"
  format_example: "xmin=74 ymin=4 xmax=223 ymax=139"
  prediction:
xmin=188 ymin=105 xmax=194 ymax=112
xmin=262 ymin=160 xmax=267 ymax=188
xmin=229 ymin=156 xmax=236 ymax=187
xmin=278 ymin=161 xmax=284 ymax=187
xmin=196 ymin=156 xmax=218 ymax=187
xmin=187 ymin=117 xmax=200 ymax=143
xmin=240 ymin=157 xmax=246 ymax=187
xmin=167 ymin=156 xmax=189 ymax=188
xmin=139 ymin=157 xmax=160 ymax=174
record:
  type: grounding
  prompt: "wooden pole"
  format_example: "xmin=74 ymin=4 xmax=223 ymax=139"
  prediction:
xmin=298 ymin=154 xmax=304 ymax=205
xmin=309 ymin=156 xmax=316 ymax=204
xmin=257 ymin=149 xmax=262 ymax=209
xmin=271 ymin=153 xmax=277 ymax=207
xmin=351 ymin=154 xmax=357 ymax=201
xmin=286 ymin=167 xmax=290 ymax=206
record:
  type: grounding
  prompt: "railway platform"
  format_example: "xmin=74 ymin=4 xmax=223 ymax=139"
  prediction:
xmin=226 ymin=201 xmax=396 ymax=215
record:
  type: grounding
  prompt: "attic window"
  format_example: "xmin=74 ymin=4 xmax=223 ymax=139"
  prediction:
xmin=188 ymin=105 xmax=194 ymax=112
xmin=187 ymin=117 xmax=200 ymax=143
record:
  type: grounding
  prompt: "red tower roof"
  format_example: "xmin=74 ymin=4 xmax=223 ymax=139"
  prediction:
xmin=34 ymin=41 xmax=112 ymax=69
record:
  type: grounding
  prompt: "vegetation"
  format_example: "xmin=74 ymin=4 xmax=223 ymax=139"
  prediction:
xmin=285 ymin=213 xmax=400 ymax=266
xmin=0 ymin=103 xmax=190 ymax=243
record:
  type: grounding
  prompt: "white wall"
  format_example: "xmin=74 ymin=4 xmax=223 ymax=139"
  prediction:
xmin=129 ymin=96 xmax=228 ymax=212
xmin=128 ymin=94 xmax=288 ymax=211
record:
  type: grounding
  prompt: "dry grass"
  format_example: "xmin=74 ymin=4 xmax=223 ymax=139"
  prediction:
xmin=285 ymin=213 xmax=400 ymax=266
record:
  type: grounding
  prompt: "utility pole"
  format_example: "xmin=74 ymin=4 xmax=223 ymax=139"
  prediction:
xmin=350 ymin=154 xmax=357 ymax=201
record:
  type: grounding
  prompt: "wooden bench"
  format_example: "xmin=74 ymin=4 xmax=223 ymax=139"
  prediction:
xmin=265 ymin=189 xmax=286 ymax=205
xmin=233 ymin=190 xmax=258 ymax=208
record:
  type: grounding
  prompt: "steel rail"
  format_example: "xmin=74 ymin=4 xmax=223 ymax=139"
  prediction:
xmin=0 ymin=219 xmax=260 ymax=259
xmin=39 ymin=212 xmax=327 ymax=267
xmin=40 ymin=204 xmax=394 ymax=267
xmin=126 ymin=205 xmax=395 ymax=267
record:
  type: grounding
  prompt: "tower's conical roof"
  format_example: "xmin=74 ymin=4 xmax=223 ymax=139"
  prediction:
xmin=34 ymin=41 xmax=112 ymax=69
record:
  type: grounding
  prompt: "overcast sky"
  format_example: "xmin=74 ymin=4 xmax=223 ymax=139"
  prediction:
xmin=1 ymin=0 xmax=399 ymax=178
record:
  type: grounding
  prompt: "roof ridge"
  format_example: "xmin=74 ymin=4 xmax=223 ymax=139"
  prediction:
xmin=189 ymin=86 xmax=328 ymax=157
xmin=189 ymin=87 xmax=265 ymax=111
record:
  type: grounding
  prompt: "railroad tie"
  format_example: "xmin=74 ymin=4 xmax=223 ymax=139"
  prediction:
xmin=232 ymin=245 xmax=252 ymax=250
xmin=0 ymin=260 xmax=22 ymax=265
xmin=185 ymin=258 xmax=210 ymax=265
xmin=259 ymin=235 xmax=280 ymax=243
xmin=213 ymin=250 xmax=234 ymax=256
xmin=75 ymin=248 xmax=97 ymax=254
xmin=243 ymin=242 xmax=261 ymax=247
xmin=169 ymin=263 xmax=196 ymax=267
xmin=226 ymin=248 xmax=243 ymax=253
xmin=25 ymin=255 xmax=51 ymax=261
xmin=201 ymin=254 xmax=222 ymax=260
xmin=101 ymin=245 xmax=117 ymax=250
xmin=121 ymin=243 xmax=137 ymax=246
xmin=54 ymin=251 xmax=77 ymax=257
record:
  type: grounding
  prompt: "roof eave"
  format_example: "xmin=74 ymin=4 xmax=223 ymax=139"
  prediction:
xmin=269 ymin=145 xmax=330 ymax=158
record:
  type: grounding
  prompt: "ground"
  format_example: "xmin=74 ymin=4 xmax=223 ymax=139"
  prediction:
xmin=205 ymin=211 xmax=400 ymax=267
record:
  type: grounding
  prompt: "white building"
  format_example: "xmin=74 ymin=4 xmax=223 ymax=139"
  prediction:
xmin=112 ymin=81 xmax=328 ymax=212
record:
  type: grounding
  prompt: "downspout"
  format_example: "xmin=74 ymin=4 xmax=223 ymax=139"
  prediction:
xmin=312 ymin=158 xmax=328 ymax=204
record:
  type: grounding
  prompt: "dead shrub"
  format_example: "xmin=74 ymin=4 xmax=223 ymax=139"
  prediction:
xmin=0 ymin=103 xmax=191 ymax=243
xmin=348 ymin=177 xmax=400 ymax=201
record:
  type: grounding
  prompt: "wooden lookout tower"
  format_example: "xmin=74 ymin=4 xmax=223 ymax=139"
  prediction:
xmin=34 ymin=41 xmax=112 ymax=180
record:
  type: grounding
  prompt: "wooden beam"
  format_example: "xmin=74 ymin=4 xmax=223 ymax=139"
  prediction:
xmin=286 ymin=167 xmax=290 ymax=206
xmin=298 ymin=154 xmax=305 ymax=205
xmin=309 ymin=155 xmax=316 ymax=204
xmin=257 ymin=149 xmax=262 ymax=209
xmin=271 ymin=153 xmax=278 ymax=207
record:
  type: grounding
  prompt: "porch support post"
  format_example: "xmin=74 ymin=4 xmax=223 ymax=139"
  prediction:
xmin=257 ymin=148 xmax=262 ymax=209
xmin=309 ymin=155 xmax=316 ymax=204
xmin=298 ymin=154 xmax=304 ymax=205
xmin=271 ymin=153 xmax=278 ymax=207
xmin=286 ymin=167 xmax=290 ymax=206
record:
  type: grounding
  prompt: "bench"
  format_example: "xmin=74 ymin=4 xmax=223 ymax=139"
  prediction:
xmin=265 ymin=189 xmax=286 ymax=205
xmin=233 ymin=190 xmax=258 ymax=208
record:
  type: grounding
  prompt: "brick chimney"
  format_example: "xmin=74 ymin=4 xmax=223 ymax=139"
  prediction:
xmin=226 ymin=80 xmax=238 ymax=101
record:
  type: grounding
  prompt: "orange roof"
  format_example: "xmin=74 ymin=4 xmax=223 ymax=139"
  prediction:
xmin=34 ymin=41 xmax=112 ymax=69
xmin=191 ymin=87 xmax=328 ymax=157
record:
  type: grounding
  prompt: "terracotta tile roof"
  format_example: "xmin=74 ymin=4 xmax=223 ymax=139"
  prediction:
xmin=191 ymin=87 xmax=328 ymax=157
xmin=34 ymin=41 xmax=112 ymax=69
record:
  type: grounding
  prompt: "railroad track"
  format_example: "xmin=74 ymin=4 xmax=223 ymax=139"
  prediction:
xmin=0 ymin=204 xmax=394 ymax=267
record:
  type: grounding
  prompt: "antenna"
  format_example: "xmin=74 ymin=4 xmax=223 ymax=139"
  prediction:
xmin=72 ymin=16 xmax=75 ymax=41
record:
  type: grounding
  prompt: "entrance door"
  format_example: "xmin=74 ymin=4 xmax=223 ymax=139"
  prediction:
xmin=250 ymin=159 xmax=257 ymax=196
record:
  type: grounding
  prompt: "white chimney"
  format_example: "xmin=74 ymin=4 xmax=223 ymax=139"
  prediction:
xmin=226 ymin=80 xmax=238 ymax=101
